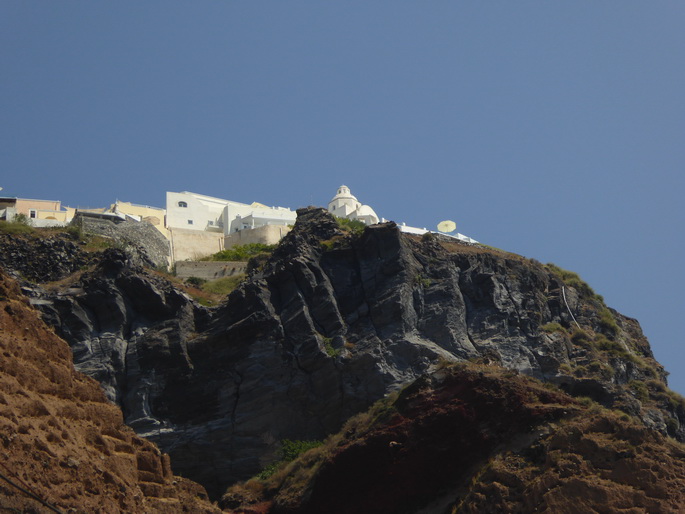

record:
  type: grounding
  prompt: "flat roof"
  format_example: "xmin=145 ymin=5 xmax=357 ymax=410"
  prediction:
xmin=0 ymin=196 xmax=61 ymax=203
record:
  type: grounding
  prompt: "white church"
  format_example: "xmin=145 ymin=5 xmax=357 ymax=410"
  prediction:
xmin=327 ymin=185 xmax=380 ymax=226
xmin=327 ymin=185 xmax=478 ymax=244
xmin=164 ymin=185 xmax=477 ymax=261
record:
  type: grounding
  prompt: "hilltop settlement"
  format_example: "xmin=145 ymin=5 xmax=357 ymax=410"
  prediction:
xmin=0 ymin=185 xmax=477 ymax=266
xmin=2 ymin=192 xmax=685 ymax=512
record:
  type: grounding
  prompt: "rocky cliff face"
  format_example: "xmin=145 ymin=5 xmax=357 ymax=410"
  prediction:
xmin=0 ymin=231 xmax=94 ymax=283
xmin=222 ymin=364 xmax=685 ymax=513
xmin=0 ymin=268 xmax=219 ymax=512
xmin=5 ymin=208 xmax=683 ymax=502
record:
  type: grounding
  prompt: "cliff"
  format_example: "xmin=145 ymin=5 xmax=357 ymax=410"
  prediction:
xmin=0 ymin=267 xmax=219 ymax=512
xmin=223 ymin=364 xmax=685 ymax=513
xmin=1 ymin=208 xmax=684 ymax=507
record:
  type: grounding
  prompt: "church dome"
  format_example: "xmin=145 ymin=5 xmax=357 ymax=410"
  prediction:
xmin=354 ymin=204 xmax=379 ymax=225
xmin=328 ymin=185 xmax=361 ymax=214
xmin=330 ymin=185 xmax=357 ymax=202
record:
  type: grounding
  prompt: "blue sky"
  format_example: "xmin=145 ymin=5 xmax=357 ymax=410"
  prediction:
xmin=2 ymin=2 xmax=684 ymax=393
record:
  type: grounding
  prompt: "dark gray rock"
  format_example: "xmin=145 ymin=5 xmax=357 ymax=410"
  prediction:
xmin=31 ymin=207 xmax=680 ymax=500
xmin=0 ymin=232 xmax=93 ymax=282
xmin=74 ymin=216 xmax=171 ymax=269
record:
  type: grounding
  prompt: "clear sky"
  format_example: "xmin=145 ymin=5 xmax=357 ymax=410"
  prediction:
xmin=2 ymin=2 xmax=684 ymax=393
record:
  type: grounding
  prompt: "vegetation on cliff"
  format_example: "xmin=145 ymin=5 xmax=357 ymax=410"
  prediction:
xmin=223 ymin=363 xmax=685 ymax=513
xmin=1 ymin=207 xmax=684 ymax=511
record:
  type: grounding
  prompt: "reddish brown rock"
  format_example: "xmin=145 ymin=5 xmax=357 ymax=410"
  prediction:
xmin=0 ymin=269 xmax=219 ymax=513
xmin=223 ymin=365 xmax=685 ymax=514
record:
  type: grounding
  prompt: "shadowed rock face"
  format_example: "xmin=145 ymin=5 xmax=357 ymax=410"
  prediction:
xmin=25 ymin=207 xmax=683 ymax=500
xmin=222 ymin=365 xmax=685 ymax=514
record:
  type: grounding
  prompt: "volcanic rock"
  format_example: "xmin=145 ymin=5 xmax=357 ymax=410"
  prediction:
xmin=14 ymin=207 xmax=684 ymax=501
xmin=0 ymin=268 xmax=219 ymax=512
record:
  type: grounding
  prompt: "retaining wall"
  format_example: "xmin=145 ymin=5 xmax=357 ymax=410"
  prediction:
xmin=224 ymin=224 xmax=291 ymax=249
xmin=170 ymin=228 xmax=224 ymax=262
xmin=175 ymin=261 xmax=247 ymax=281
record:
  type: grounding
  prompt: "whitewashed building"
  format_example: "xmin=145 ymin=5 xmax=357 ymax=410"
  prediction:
xmin=166 ymin=191 xmax=296 ymax=235
xmin=165 ymin=191 xmax=297 ymax=261
xmin=327 ymin=185 xmax=379 ymax=225
xmin=327 ymin=185 xmax=478 ymax=244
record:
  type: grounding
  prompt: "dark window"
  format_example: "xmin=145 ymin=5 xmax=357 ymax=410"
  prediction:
xmin=29 ymin=210 xmax=37 ymax=219
xmin=178 ymin=201 xmax=188 ymax=208
xmin=187 ymin=220 xmax=193 ymax=225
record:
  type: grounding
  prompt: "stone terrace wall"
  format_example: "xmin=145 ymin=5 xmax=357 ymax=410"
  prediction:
xmin=76 ymin=217 xmax=171 ymax=269
xmin=175 ymin=261 xmax=247 ymax=280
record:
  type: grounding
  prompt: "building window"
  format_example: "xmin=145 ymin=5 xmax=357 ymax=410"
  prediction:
xmin=178 ymin=201 xmax=188 ymax=208
xmin=187 ymin=220 xmax=193 ymax=225
xmin=208 ymin=221 xmax=214 ymax=226
xmin=29 ymin=209 xmax=37 ymax=219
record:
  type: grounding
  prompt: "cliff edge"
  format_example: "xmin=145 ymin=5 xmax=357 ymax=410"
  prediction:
xmin=2 ymin=208 xmax=683 ymax=504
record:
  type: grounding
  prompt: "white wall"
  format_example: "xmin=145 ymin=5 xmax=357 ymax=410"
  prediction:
xmin=224 ymin=206 xmax=295 ymax=234
xmin=166 ymin=191 xmax=235 ymax=232
xmin=224 ymin=224 xmax=292 ymax=249
xmin=169 ymin=227 xmax=225 ymax=262
xmin=166 ymin=191 xmax=297 ymax=261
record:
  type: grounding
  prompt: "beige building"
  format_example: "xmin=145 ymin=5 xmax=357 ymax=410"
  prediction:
xmin=0 ymin=197 xmax=74 ymax=227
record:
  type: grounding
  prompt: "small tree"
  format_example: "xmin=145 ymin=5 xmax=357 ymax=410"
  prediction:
xmin=14 ymin=213 xmax=31 ymax=226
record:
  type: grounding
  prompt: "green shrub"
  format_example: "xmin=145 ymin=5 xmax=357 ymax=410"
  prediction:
xmin=558 ymin=363 xmax=573 ymax=374
xmin=577 ymin=396 xmax=595 ymax=408
xmin=185 ymin=276 xmax=206 ymax=288
xmin=598 ymin=308 xmax=619 ymax=338
xmin=541 ymin=322 xmax=566 ymax=334
xmin=82 ymin=236 xmax=114 ymax=251
xmin=320 ymin=236 xmax=344 ymax=252
xmin=201 ymin=274 xmax=246 ymax=296
xmin=65 ymin=224 xmax=83 ymax=240
xmin=0 ymin=219 xmax=34 ymax=235
xmin=587 ymin=360 xmax=613 ymax=380
xmin=280 ymin=439 xmax=322 ymax=461
xmin=203 ymin=243 xmax=277 ymax=262
xmin=256 ymin=439 xmax=323 ymax=480
xmin=13 ymin=213 xmax=31 ymax=225
xmin=666 ymin=418 xmax=679 ymax=435
xmin=666 ymin=391 xmax=685 ymax=411
xmin=421 ymin=231 xmax=435 ymax=243
xmin=545 ymin=263 xmax=598 ymax=299
xmin=570 ymin=328 xmax=591 ymax=346
xmin=573 ymin=365 xmax=588 ymax=377
xmin=645 ymin=379 xmax=666 ymax=393
xmin=322 ymin=337 xmax=340 ymax=358
xmin=414 ymin=274 xmax=432 ymax=288
xmin=628 ymin=380 xmax=649 ymax=401
xmin=335 ymin=217 xmax=366 ymax=235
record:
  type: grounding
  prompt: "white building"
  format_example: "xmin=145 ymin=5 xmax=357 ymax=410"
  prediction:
xmin=166 ymin=191 xmax=296 ymax=235
xmin=327 ymin=185 xmax=478 ymax=244
xmin=165 ymin=191 xmax=297 ymax=261
xmin=396 ymin=223 xmax=479 ymax=244
xmin=327 ymin=185 xmax=379 ymax=225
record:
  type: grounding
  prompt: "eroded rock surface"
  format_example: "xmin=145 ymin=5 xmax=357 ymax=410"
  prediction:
xmin=21 ymin=207 xmax=684 ymax=500
xmin=0 ymin=232 xmax=93 ymax=283
xmin=223 ymin=365 xmax=685 ymax=514
xmin=0 ymin=269 xmax=219 ymax=512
